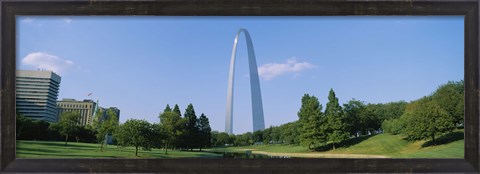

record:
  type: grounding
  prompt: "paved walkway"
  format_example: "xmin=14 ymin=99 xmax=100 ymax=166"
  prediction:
xmin=251 ymin=150 xmax=389 ymax=158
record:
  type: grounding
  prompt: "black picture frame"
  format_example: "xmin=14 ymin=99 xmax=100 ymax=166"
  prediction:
xmin=1 ymin=0 xmax=479 ymax=173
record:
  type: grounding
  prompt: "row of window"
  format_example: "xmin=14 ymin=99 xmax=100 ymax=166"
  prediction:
xmin=15 ymin=76 xmax=60 ymax=81
xmin=16 ymin=83 xmax=60 ymax=90
xmin=16 ymin=97 xmax=57 ymax=104
xmin=16 ymin=89 xmax=59 ymax=97
xmin=17 ymin=76 xmax=60 ymax=84
xmin=18 ymin=100 xmax=94 ymax=109
xmin=58 ymin=104 xmax=93 ymax=109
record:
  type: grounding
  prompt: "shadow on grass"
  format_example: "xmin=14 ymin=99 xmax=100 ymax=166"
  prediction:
xmin=19 ymin=140 xmax=98 ymax=149
xmin=148 ymin=150 xmax=223 ymax=158
xmin=18 ymin=151 xmax=121 ymax=158
xmin=16 ymin=146 xmax=61 ymax=154
xmin=421 ymin=131 xmax=464 ymax=148
xmin=314 ymin=134 xmax=376 ymax=152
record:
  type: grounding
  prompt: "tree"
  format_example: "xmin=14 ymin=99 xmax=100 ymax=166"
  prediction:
xmin=73 ymin=126 xmax=97 ymax=143
xmin=114 ymin=119 xmax=153 ymax=156
xmin=262 ymin=127 xmax=273 ymax=144
xmin=149 ymin=123 xmax=166 ymax=150
xmin=324 ymin=89 xmax=349 ymax=150
xmin=54 ymin=112 xmax=81 ymax=146
xmin=160 ymin=104 xmax=172 ymax=123
xmin=212 ymin=132 xmax=233 ymax=147
xmin=297 ymin=94 xmax=325 ymax=151
xmin=197 ymin=113 xmax=212 ymax=151
xmin=381 ymin=118 xmax=404 ymax=135
xmin=253 ymin=130 xmax=264 ymax=144
xmin=401 ymin=96 xmax=455 ymax=144
xmin=164 ymin=104 xmax=172 ymax=113
xmin=271 ymin=126 xmax=281 ymax=143
xmin=381 ymin=101 xmax=408 ymax=120
xmin=17 ymin=115 xmax=53 ymax=141
xmin=159 ymin=111 xmax=184 ymax=154
xmin=16 ymin=113 xmax=29 ymax=139
xmin=234 ymin=132 xmax=253 ymax=146
xmin=173 ymin=104 xmax=182 ymax=117
xmin=96 ymin=110 xmax=119 ymax=152
xmin=432 ymin=80 xmax=464 ymax=126
xmin=343 ymin=99 xmax=366 ymax=137
xmin=281 ymin=121 xmax=300 ymax=145
xmin=361 ymin=104 xmax=383 ymax=135
xmin=184 ymin=104 xmax=199 ymax=151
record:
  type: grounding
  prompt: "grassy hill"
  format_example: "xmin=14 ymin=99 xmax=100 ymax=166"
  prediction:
xmin=17 ymin=130 xmax=464 ymax=158
xmin=209 ymin=130 xmax=464 ymax=158
xmin=17 ymin=140 xmax=222 ymax=158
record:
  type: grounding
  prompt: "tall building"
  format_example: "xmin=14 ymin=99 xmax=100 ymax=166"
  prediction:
xmin=225 ymin=29 xmax=265 ymax=134
xmin=16 ymin=70 xmax=62 ymax=122
xmin=57 ymin=98 xmax=96 ymax=126
xmin=98 ymin=107 xmax=120 ymax=123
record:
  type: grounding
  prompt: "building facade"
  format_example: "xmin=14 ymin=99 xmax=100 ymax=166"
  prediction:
xmin=98 ymin=107 xmax=120 ymax=123
xmin=16 ymin=70 xmax=62 ymax=122
xmin=57 ymin=98 xmax=96 ymax=126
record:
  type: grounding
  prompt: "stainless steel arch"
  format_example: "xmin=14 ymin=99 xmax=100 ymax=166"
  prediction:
xmin=225 ymin=29 xmax=265 ymax=134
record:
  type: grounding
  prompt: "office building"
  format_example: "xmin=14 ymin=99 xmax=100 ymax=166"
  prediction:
xmin=57 ymin=98 xmax=96 ymax=126
xmin=98 ymin=106 xmax=120 ymax=123
xmin=16 ymin=70 xmax=62 ymax=122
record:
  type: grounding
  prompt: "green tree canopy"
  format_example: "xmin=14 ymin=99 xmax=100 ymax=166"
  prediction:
xmin=173 ymin=104 xmax=182 ymax=117
xmin=343 ymin=99 xmax=366 ymax=137
xmin=96 ymin=110 xmax=119 ymax=151
xmin=54 ymin=112 xmax=81 ymax=146
xmin=197 ymin=113 xmax=212 ymax=151
xmin=280 ymin=121 xmax=300 ymax=145
xmin=149 ymin=123 xmax=167 ymax=150
xmin=211 ymin=131 xmax=233 ymax=147
xmin=159 ymin=111 xmax=185 ymax=154
xmin=183 ymin=103 xmax=199 ymax=150
xmin=297 ymin=94 xmax=324 ymax=150
xmin=325 ymin=89 xmax=349 ymax=150
xmin=114 ymin=119 xmax=153 ymax=156
xmin=164 ymin=104 xmax=172 ymax=113
xmin=432 ymin=80 xmax=464 ymax=126
xmin=401 ymin=96 xmax=455 ymax=144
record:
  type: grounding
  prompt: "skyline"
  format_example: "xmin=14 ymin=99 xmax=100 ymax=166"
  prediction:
xmin=17 ymin=16 xmax=463 ymax=134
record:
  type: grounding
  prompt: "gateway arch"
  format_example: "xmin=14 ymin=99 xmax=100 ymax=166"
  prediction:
xmin=225 ymin=29 xmax=265 ymax=134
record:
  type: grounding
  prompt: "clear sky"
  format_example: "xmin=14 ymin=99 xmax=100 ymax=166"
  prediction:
xmin=17 ymin=16 xmax=464 ymax=134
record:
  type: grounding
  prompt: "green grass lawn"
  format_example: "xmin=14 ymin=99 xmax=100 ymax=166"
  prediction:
xmin=17 ymin=130 xmax=464 ymax=158
xmin=209 ymin=130 xmax=464 ymax=158
xmin=17 ymin=140 xmax=222 ymax=158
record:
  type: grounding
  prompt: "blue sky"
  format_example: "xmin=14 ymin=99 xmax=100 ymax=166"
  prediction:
xmin=17 ymin=16 xmax=464 ymax=134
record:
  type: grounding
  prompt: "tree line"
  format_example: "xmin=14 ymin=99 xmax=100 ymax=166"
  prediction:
xmin=382 ymin=80 xmax=464 ymax=144
xmin=17 ymin=80 xmax=463 ymax=153
xmin=215 ymin=80 xmax=463 ymax=151
xmin=114 ymin=103 xmax=212 ymax=156
xmin=17 ymin=103 xmax=212 ymax=156
xmin=17 ymin=108 xmax=119 ymax=148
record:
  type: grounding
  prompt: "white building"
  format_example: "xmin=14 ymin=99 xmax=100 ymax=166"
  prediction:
xmin=16 ymin=70 xmax=62 ymax=122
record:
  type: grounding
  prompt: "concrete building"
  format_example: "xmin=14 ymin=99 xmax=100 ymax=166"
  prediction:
xmin=57 ymin=98 xmax=96 ymax=126
xmin=98 ymin=106 xmax=120 ymax=123
xmin=16 ymin=70 xmax=62 ymax=122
